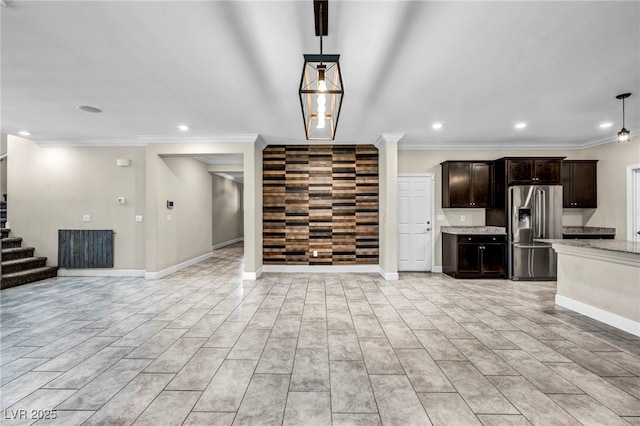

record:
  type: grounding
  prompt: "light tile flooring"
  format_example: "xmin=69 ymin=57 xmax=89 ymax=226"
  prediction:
xmin=1 ymin=243 xmax=640 ymax=425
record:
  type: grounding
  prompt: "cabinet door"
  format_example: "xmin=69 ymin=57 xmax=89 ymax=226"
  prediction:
xmin=572 ymin=162 xmax=596 ymax=207
xmin=562 ymin=162 xmax=572 ymax=207
xmin=457 ymin=244 xmax=481 ymax=273
xmin=507 ymin=160 xmax=533 ymax=184
xmin=534 ymin=160 xmax=562 ymax=184
xmin=471 ymin=163 xmax=492 ymax=207
xmin=481 ymin=244 xmax=506 ymax=275
xmin=448 ymin=163 xmax=472 ymax=207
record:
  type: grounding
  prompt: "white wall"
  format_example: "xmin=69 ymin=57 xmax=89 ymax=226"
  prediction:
xmin=155 ymin=156 xmax=213 ymax=271
xmin=1 ymin=133 xmax=7 ymax=196
xmin=212 ymin=174 xmax=244 ymax=246
xmin=7 ymin=136 xmax=146 ymax=269
xmin=581 ymin=136 xmax=640 ymax=238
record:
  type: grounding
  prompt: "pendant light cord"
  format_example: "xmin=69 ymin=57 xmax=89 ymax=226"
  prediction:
xmin=319 ymin=3 xmax=324 ymax=56
xmin=622 ymin=97 xmax=626 ymax=128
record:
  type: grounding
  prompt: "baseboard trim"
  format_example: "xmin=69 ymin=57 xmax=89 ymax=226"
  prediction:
xmin=378 ymin=267 xmax=399 ymax=281
xmin=145 ymin=252 xmax=213 ymax=280
xmin=243 ymin=266 xmax=263 ymax=281
xmin=432 ymin=266 xmax=443 ymax=273
xmin=58 ymin=269 xmax=145 ymax=277
xmin=262 ymin=265 xmax=380 ymax=274
xmin=555 ymin=294 xmax=640 ymax=337
xmin=212 ymin=237 xmax=244 ymax=250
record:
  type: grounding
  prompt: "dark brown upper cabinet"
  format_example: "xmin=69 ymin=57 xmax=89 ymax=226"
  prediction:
xmin=441 ymin=161 xmax=493 ymax=208
xmin=562 ymin=160 xmax=597 ymax=208
xmin=505 ymin=158 xmax=563 ymax=185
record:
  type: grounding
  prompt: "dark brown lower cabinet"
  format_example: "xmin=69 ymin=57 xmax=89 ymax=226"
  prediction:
xmin=443 ymin=233 xmax=506 ymax=278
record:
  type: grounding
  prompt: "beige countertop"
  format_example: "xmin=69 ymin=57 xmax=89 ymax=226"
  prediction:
xmin=536 ymin=238 xmax=640 ymax=256
xmin=441 ymin=226 xmax=506 ymax=235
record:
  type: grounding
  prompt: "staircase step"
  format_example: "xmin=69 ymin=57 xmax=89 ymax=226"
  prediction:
xmin=1 ymin=229 xmax=10 ymax=239
xmin=1 ymin=267 xmax=58 ymax=290
xmin=1 ymin=247 xmax=35 ymax=261
xmin=2 ymin=256 xmax=47 ymax=274
xmin=1 ymin=237 xmax=22 ymax=249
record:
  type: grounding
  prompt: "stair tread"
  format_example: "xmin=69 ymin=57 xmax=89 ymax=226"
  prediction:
xmin=2 ymin=237 xmax=22 ymax=243
xmin=2 ymin=256 xmax=47 ymax=266
xmin=2 ymin=266 xmax=58 ymax=278
xmin=2 ymin=247 xmax=34 ymax=253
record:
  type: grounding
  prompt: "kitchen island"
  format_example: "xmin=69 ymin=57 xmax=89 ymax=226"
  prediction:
xmin=539 ymin=238 xmax=640 ymax=337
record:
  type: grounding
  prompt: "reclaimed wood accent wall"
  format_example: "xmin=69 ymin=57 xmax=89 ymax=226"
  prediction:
xmin=263 ymin=145 xmax=379 ymax=265
xmin=58 ymin=229 xmax=114 ymax=268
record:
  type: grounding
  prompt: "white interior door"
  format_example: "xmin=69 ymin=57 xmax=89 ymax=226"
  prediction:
xmin=398 ymin=175 xmax=433 ymax=271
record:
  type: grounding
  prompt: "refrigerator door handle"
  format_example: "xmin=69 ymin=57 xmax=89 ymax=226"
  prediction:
xmin=535 ymin=188 xmax=545 ymax=238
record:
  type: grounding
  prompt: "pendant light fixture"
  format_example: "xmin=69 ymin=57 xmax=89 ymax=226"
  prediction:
xmin=616 ymin=92 xmax=631 ymax=143
xmin=299 ymin=0 xmax=344 ymax=140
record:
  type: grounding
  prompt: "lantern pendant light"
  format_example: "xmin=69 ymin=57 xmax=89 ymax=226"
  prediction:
xmin=616 ymin=93 xmax=631 ymax=143
xmin=299 ymin=1 xmax=344 ymax=140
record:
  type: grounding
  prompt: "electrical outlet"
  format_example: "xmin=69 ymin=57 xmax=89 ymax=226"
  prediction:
xmin=135 ymin=215 xmax=143 ymax=223
xmin=166 ymin=214 xmax=172 ymax=222
xmin=460 ymin=215 xmax=466 ymax=222
xmin=437 ymin=214 xmax=445 ymax=221
xmin=313 ymin=250 xmax=318 ymax=257
xmin=83 ymin=214 xmax=91 ymax=222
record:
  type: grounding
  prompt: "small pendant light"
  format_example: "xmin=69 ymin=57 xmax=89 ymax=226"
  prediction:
xmin=616 ymin=93 xmax=631 ymax=143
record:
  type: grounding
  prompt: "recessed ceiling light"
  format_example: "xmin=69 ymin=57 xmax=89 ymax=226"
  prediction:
xmin=599 ymin=122 xmax=613 ymax=128
xmin=77 ymin=105 xmax=102 ymax=113
xmin=515 ymin=122 xmax=527 ymax=129
xmin=432 ymin=123 xmax=443 ymax=130
xmin=18 ymin=130 xmax=31 ymax=136
xmin=178 ymin=125 xmax=189 ymax=131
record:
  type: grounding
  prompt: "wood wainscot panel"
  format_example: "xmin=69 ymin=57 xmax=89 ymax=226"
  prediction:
xmin=263 ymin=145 xmax=379 ymax=265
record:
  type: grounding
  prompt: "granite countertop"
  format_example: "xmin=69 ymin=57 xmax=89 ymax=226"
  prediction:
xmin=536 ymin=238 xmax=640 ymax=255
xmin=441 ymin=226 xmax=506 ymax=235
xmin=562 ymin=226 xmax=616 ymax=235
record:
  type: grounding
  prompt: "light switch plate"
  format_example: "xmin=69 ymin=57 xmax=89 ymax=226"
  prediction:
xmin=83 ymin=214 xmax=91 ymax=222
xmin=313 ymin=250 xmax=318 ymax=257
xmin=460 ymin=215 xmax=466 ymax=222
xmin=135 ymin=215 xmax=143 ymax=223
xmin=166 ymin=214 xmax=172 ymax=222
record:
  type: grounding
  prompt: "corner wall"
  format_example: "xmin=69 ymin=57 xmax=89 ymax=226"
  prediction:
xmin=145 ymin=140 xmax=262 ymax=278
xmin=212 ymin=174 xmax=244 ymax=246
xmin=7 ymin=136 xmax=146 ymax=270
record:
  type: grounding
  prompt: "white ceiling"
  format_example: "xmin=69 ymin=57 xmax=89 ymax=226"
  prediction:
xmin=2 ymin=1 xmax=639 ymax=149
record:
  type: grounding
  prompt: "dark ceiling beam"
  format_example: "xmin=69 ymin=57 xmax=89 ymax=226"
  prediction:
xmin=314 ymin=0 xmax=328 ymax=36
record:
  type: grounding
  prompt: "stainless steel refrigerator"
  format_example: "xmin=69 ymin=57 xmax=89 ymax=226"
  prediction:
xmin=508 ymin=185 xmax=562 ymax=280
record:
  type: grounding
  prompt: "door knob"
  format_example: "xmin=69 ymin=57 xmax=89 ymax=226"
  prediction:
xmin=426 ymin=228 xmax=431 ymax=232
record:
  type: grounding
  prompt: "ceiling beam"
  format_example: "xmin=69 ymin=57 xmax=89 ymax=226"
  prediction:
xmin=314 ymin=0 xmax=328 ymax=36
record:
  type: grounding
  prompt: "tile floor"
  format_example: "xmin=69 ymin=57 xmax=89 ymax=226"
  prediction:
xmin=1 ymin=243 xmax=640 ymax=425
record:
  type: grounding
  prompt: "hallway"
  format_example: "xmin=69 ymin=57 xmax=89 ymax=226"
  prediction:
xmin=1 ymin=243 xmax=640 ymax=425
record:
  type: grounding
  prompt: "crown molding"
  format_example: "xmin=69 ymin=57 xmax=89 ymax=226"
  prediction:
xmin=31 ymin=138 xmax=146 ymax=147
xmin=579 ymin=126 xmax=640 ymax=149
xmin=137 ymin=133 xmax=260 ymax=143
xmin=255 ymin=134 xmax=268 ymax=150
xmin=374 ymin=133 xmax=405 ymax=148
xmin=398 ymin=142 xmax=581 ymax=151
